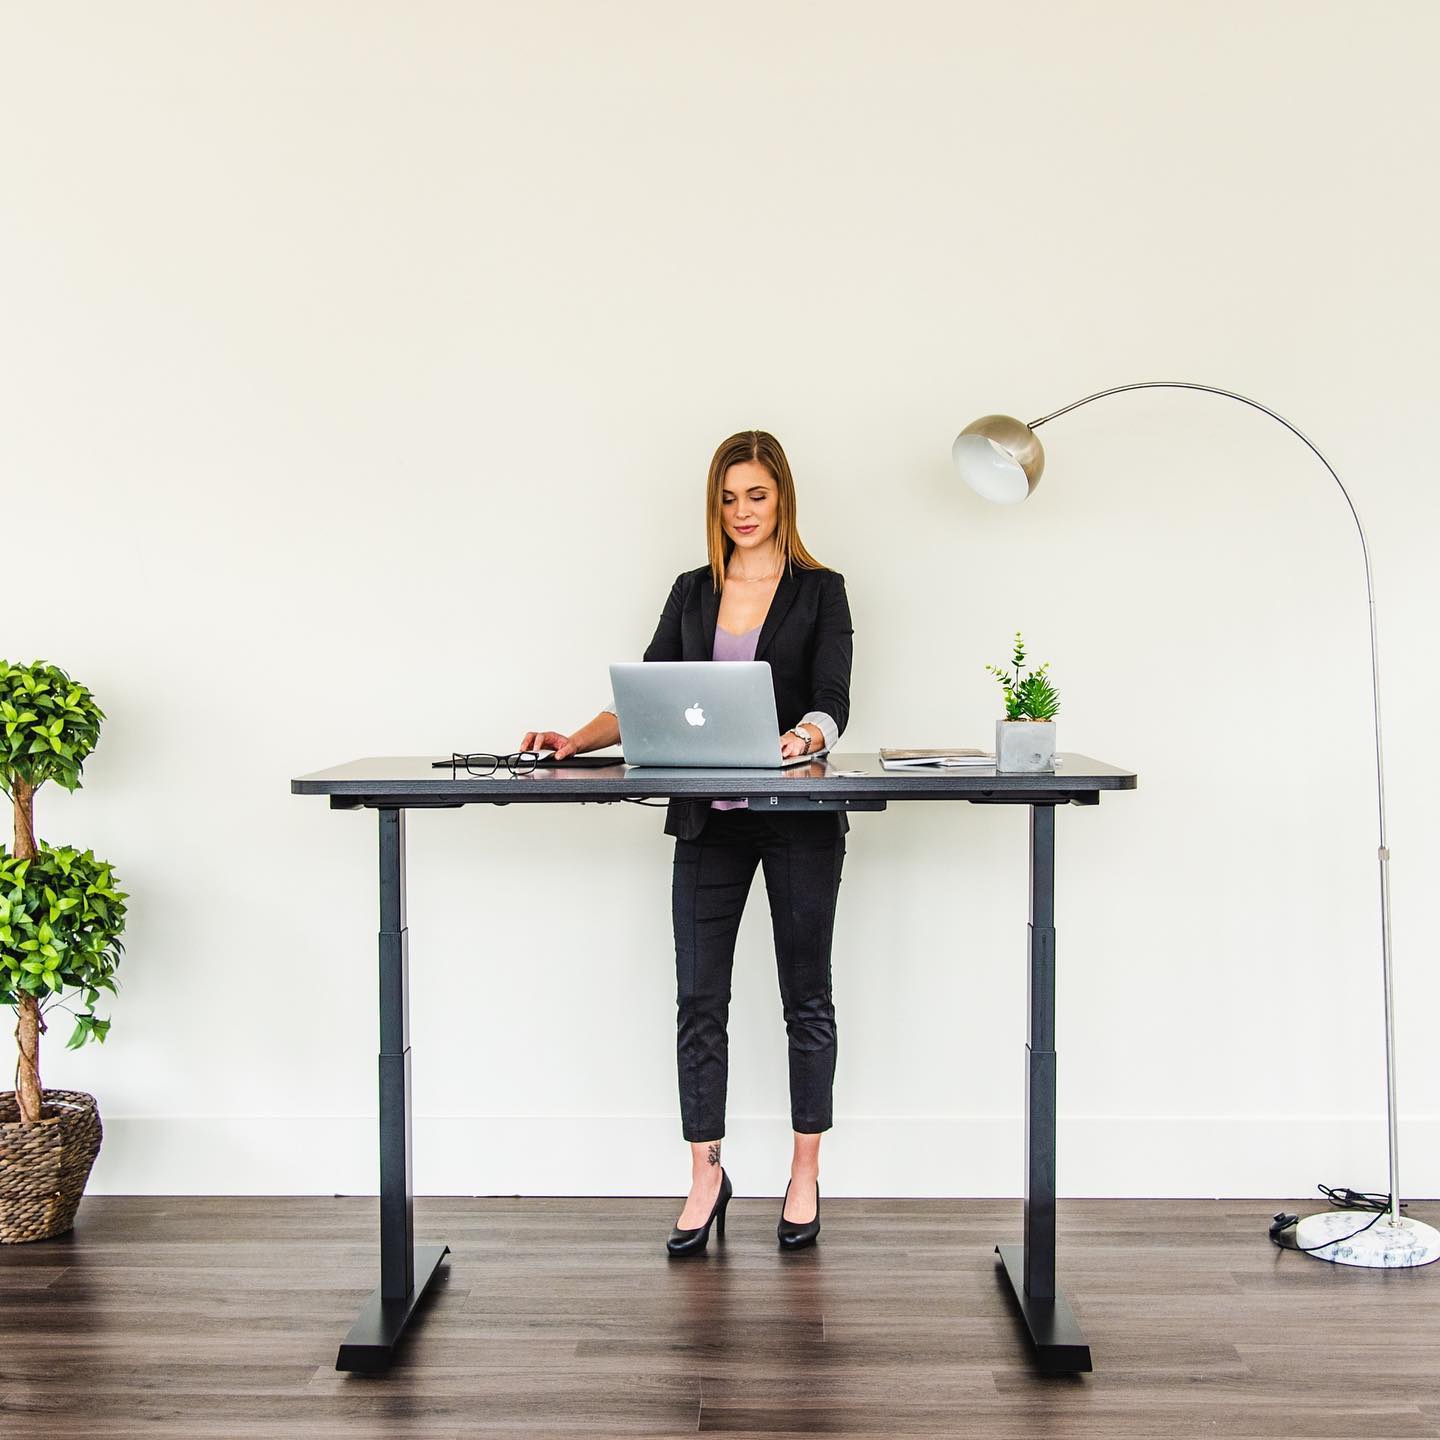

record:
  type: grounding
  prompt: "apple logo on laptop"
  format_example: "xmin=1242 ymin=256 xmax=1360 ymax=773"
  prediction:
xmin=685 ymin=702 xmax=706 ymax=727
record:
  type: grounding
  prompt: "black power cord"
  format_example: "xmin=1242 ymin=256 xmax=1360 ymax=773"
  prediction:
xmin=1269 ymin=1184 xmax=1406 ymax=1253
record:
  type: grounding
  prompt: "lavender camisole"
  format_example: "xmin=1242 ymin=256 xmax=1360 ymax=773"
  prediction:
xmin=709 ymin=622 xmax=762 ymax=811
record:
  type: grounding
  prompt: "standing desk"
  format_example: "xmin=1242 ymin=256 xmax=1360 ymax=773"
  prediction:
xmin=291 ymin=751 xmax=1136 ymax=1374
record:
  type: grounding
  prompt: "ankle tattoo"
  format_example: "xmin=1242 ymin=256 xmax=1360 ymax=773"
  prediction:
xmin=706 ymin=1142 xmax=721 ymax=1167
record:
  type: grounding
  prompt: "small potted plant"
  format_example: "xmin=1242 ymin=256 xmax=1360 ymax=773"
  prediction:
xmin=0 ymin=660 xmax=126 ymax=1244
xmin=985 ymin=632 xmax=1061 ymax=773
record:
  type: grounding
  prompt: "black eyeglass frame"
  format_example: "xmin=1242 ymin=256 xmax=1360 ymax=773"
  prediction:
xmin=447 ymin=751 xmax=543 ymax=777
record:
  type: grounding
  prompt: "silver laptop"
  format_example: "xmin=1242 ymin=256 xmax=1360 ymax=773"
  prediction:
xmin=609 ymin=661 xmax=830 ymax=768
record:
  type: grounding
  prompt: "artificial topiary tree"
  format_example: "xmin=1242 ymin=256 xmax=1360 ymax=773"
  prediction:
xmin=0 ymin=661 xmax=123 ymax=1127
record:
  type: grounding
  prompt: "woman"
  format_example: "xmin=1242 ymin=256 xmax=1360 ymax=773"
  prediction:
xmin=521 ymin=430 xmax=854 ymax=1256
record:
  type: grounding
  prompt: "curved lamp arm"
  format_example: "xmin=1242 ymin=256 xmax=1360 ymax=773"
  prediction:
xmin=956 ymin=381 xmax=1400 ymax=1227
xmin=1029 ymin=381 xmax=1378 ymax=604
xmin=1029 ymin=381 xmax=1387 ymax=851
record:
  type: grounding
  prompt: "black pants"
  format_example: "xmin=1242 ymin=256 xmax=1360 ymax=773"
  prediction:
xmin=671 ymin=806 xmax=847 ymax=1142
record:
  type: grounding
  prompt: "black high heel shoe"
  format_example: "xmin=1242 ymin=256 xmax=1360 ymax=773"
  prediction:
xmin=777 ymin=1177 xmax=821 ymax=1249
xmin=666 ymin=1168 xmax=732 ymax=1256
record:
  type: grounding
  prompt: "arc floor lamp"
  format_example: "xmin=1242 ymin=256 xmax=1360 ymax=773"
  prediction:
xmin=952 ymin=380 xmax=1436 ymax=1269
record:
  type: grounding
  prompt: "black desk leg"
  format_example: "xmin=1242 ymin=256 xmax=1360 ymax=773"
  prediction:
xmin=336 ymin=807 xmax=450 ymax=1373
xmin=994 ymin=802 xmax=1092 ymax=1373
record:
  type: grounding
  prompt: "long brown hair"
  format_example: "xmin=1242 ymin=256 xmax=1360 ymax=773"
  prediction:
xmin=703 ymin=430 xmax=829 ymax=593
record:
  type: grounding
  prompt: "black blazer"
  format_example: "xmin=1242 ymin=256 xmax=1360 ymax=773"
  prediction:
xmin=639 ymin=562 xmax=855 ymax=841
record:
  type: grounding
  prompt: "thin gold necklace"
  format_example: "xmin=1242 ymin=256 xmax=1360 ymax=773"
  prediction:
xmin=726 ymin=552 xmax=782 ymax=582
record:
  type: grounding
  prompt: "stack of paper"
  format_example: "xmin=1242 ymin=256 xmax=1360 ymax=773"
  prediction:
xmin=878 ymin=747 xmax=995 ymax=770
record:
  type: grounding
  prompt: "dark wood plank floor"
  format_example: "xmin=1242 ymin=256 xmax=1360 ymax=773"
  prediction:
xmin=1 ymin=1195 xmax=1437 ymax=1438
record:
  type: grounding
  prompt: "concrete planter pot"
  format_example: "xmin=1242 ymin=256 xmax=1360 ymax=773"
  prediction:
xmin=995 ymin=719 xmax=1056 ymax=773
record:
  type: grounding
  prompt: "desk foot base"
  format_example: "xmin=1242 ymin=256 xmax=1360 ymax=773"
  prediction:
xmin=994 ymin=1244 xmax=1092 ymax=1373
xmin=336 ymin=1243 xmax=451 ymax=1373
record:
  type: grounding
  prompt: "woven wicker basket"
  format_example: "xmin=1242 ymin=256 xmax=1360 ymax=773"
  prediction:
xmin=0 ymin=1089 xmax=103 ymax=1243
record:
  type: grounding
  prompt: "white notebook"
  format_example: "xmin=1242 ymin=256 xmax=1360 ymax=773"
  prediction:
xmin=879 ymin=747 xmax=995 ymax=769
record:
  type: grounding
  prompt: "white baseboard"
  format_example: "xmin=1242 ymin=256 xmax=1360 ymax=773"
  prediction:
xmin=84 ymin=1113 xmax=1440 ymax=1198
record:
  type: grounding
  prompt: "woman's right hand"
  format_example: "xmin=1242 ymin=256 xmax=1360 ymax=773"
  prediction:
xmin=519 ymin=729 xmax=578 ymax=760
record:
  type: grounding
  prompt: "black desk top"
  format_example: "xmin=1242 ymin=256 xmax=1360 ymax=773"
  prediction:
xmin=292 ymin=752 xmax=1136 ymax=806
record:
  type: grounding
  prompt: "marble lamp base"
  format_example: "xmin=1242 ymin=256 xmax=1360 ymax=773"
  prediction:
xmin=1294 ymin=1210 xmax=1440 ymax=1268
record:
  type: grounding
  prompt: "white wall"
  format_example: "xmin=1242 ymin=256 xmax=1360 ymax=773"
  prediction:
xmin=3 ymin=0 xmax=1437 ymax=1199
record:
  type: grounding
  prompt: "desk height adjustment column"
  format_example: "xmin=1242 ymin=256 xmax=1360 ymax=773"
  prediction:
xmin=336 ymin=807 xmax=450 ymax=1373
xmin=995 ymin=801 xmax=1092 ymax=1373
